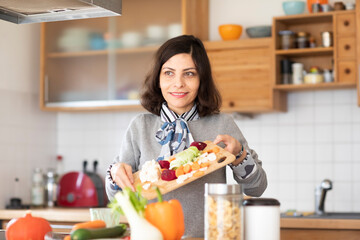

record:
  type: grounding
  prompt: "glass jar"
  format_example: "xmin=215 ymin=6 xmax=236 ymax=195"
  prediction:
xmin=278 ymin=30 xmax=295 ymax=49
xmin=31 ymin=168 xmax=45 ymax=207
xmin=296 ymin=32 xmax=309 ymax=48
xmin=204 ymin=183 xmax=243 ymax=240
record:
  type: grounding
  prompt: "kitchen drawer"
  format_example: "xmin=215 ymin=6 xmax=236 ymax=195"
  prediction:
xmin=336 ymin=13 xmax=356 ymax=36
xmin=338 ymin=61 xmax=356 ymax=83
xmin=337 ymin=37 xmax=356 ymax=59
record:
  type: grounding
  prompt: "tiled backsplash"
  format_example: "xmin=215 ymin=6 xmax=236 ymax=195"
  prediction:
xmin=56 ymin=89 xmax=360 ymax=213
xmin=0 ymin=21 xmax=57 ymax=208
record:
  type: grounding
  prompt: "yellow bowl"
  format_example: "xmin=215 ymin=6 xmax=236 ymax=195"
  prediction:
xmin=218 ymin=24 xmax=243 ymax=40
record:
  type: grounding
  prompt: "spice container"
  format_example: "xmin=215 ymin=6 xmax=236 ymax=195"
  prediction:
xmin=309 ymin=36 xmax=316 ymax=48
xmin=279 ymin=30 xmax=295 ymax=49
xmin=204 ymin=183 xmax=243 ymax=240
xmin=296 ymin=32 xmax=309 ymax=48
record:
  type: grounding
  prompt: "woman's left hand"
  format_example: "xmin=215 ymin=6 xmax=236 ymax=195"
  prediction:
xmin=213 ymin=134 xmax=242 ymax=156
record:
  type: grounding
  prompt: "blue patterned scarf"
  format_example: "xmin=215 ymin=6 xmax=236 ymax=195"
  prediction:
xmin=155 ymin=103 xmax=199 ymax=161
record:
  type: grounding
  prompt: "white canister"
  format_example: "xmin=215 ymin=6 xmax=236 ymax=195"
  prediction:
xmin=292 ymin=63 xmax=304 ymax=84
xmin=243 ymin=198 xmax=280 ymax=240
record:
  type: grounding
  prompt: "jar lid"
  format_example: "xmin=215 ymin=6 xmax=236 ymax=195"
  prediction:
xmin=205 ymin=183 xmax=242 ymax=195
xmin=297 ymin=32 xmax=308 ymax=37
xmin=278 ymin=30 xmax=294 ymax=35
xmin=243 ymin=198 xmax=280 ymax=206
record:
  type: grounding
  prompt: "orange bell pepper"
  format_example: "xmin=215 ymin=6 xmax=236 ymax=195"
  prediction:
xmin=145 ymin=188 xmax=185 ymax=240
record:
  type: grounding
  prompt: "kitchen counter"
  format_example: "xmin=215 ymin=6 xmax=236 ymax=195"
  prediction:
xmin=1 ymin=208 xmax=359 ymax=239
xmin=280 ymin=217 xmax=360 ymax=240
xmin=0 ymin=208 xmax=127 ymax=233
xmin=0 ymin=208 xmax=91 ymax=223
xmin=281 ymin=217 xmax=360 ymax=229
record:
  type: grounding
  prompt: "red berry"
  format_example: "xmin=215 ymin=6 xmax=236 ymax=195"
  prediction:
xmin=158 ymin=160 xmax=170 ymax=169
xmin=190 ymin=141 xmax=207 ymax=151
xmin=161 ymin=169 xmax=177 ymax=181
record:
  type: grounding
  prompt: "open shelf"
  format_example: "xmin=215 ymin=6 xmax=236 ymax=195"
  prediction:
xmin=274 ymin=82 xmax=356 ymax=92
xmin=47 ymin=45 xmax=160 ymax=58
xmin=275 ymin=47 xmax=333 ymax=56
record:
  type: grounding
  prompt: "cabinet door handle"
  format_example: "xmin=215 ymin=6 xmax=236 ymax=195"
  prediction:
xmin=344 ymin=20 xmax=350 ymax=26
xmin=344 ymin=44 xmax=351 ymax=50
xmin=229 ymin=101 xmax=235 ymax=107
xmin=345 ymin=68 xmax=351 ymax=74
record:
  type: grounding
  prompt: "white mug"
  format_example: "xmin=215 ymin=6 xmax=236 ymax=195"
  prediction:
xmin=292 ymin=63 xmax=304 ymax=85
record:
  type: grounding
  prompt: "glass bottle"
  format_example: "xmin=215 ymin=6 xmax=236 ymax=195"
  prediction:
xmin=278 ymin=30 xmax=295 ymax=49
xmin=31 ymin=168 xmax=45 ymax=207
xmin=296 ymin=32 xmax=309 ymax=48
xmin=204 ymin=183 xmax=243 ymax=240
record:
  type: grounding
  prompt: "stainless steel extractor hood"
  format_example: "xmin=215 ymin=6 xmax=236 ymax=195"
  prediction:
xmin=0 ymin=0 xmax=122 ymax=24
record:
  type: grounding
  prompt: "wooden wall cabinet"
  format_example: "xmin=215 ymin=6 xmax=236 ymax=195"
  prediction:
xmin=273 ymin=11 xmax=357 ymax=92
xmin=356 ymin=0 xmax=360 ymax=106
xmin=206 ymin=39 xmax=286 ymax=113
xmin=40 ymin=0 xmax=208 ymax=111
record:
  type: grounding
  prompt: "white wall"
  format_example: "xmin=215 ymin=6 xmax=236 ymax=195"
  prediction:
xmin=0 ymin=21 xmax=57 ymax=208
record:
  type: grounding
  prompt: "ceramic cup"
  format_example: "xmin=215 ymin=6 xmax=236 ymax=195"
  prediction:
xmin=321 ymin=4 xmax=332 ymax=12
xmin=292 ymin=63 xmax=305 ymax=85
xmin=345 ymin=2 xmax=355 ymax=10
xmin=312 ymin=3 xmax=322 ymax=13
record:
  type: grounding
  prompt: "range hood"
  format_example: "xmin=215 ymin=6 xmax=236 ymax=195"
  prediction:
xmin=0 ymin=0 xmax=122 ymax=24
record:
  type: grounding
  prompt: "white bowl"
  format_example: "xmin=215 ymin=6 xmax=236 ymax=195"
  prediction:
xmin=168 ymin=23 xmax=182 ymax=39
xmin=146 ymin=25 xmax=166 ymax=40
xmin=121 ymin=32 xmax=142 ymax=48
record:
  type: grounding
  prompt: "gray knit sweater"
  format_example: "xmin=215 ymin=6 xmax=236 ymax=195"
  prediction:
xmin=105 ymin=113 xmax=267 ymax=238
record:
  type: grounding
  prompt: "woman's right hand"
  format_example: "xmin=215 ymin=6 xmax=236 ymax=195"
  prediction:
xmin=110 ymin=162 xmax=135 ymax=191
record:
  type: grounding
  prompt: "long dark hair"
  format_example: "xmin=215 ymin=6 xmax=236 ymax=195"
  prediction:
xmin=140 ymin=35 xmax=222 ymax=117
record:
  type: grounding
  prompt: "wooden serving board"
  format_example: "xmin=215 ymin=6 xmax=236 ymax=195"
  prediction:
xmin=133 ymin=141 xmax=236 ymax=200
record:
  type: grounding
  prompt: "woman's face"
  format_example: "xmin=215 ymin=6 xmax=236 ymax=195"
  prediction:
xmin=159 ymin=53 xmax=200 ymax=115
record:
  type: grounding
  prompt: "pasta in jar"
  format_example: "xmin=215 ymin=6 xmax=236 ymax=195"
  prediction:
xmin=204 ymin=184 xmax=243 ymax=240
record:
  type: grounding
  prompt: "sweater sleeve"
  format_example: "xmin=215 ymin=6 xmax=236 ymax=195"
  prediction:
xmin=226 ymin=116 xmax=268 ymax=197
xmin=105 ymin=117 xmax=141 ymax=201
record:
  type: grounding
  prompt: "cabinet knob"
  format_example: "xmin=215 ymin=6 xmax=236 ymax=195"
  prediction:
xmin=345 ymin=68 xmax=351 ymax=74
xmin=344 ymin=44 xmax=351 ymax=50
xmin=229 ymin=101 xmax=235 ymax=107
xmin=344 ymin=20 xmax=350 ymax=26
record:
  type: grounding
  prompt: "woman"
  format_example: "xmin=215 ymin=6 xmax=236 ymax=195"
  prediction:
xmin=106 ymin=35 xmax=267 ymax=237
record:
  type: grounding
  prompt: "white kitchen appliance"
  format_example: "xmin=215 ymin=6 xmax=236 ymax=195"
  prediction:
xmin=243 ymin=198 xmax=280 ymax=240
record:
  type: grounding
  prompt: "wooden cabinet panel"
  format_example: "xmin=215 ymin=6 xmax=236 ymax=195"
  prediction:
xmin=356 ymin=0 xmax=360 ymax=107
xmin=338 ymin=61 xmax=356 ymax=83
xmin=337 ymin=37 xmax=356 ymax=59
xmin=281 ymin=229 xmax=360 ymax=240
xmin=336 ymin=12 xmax=356 ymax=36
xmin=206 ymin=39 xmax=286 ymax=113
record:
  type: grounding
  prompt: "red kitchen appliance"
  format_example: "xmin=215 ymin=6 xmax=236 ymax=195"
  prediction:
xmin=57 ymin=160 xmax=107 ymax=207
